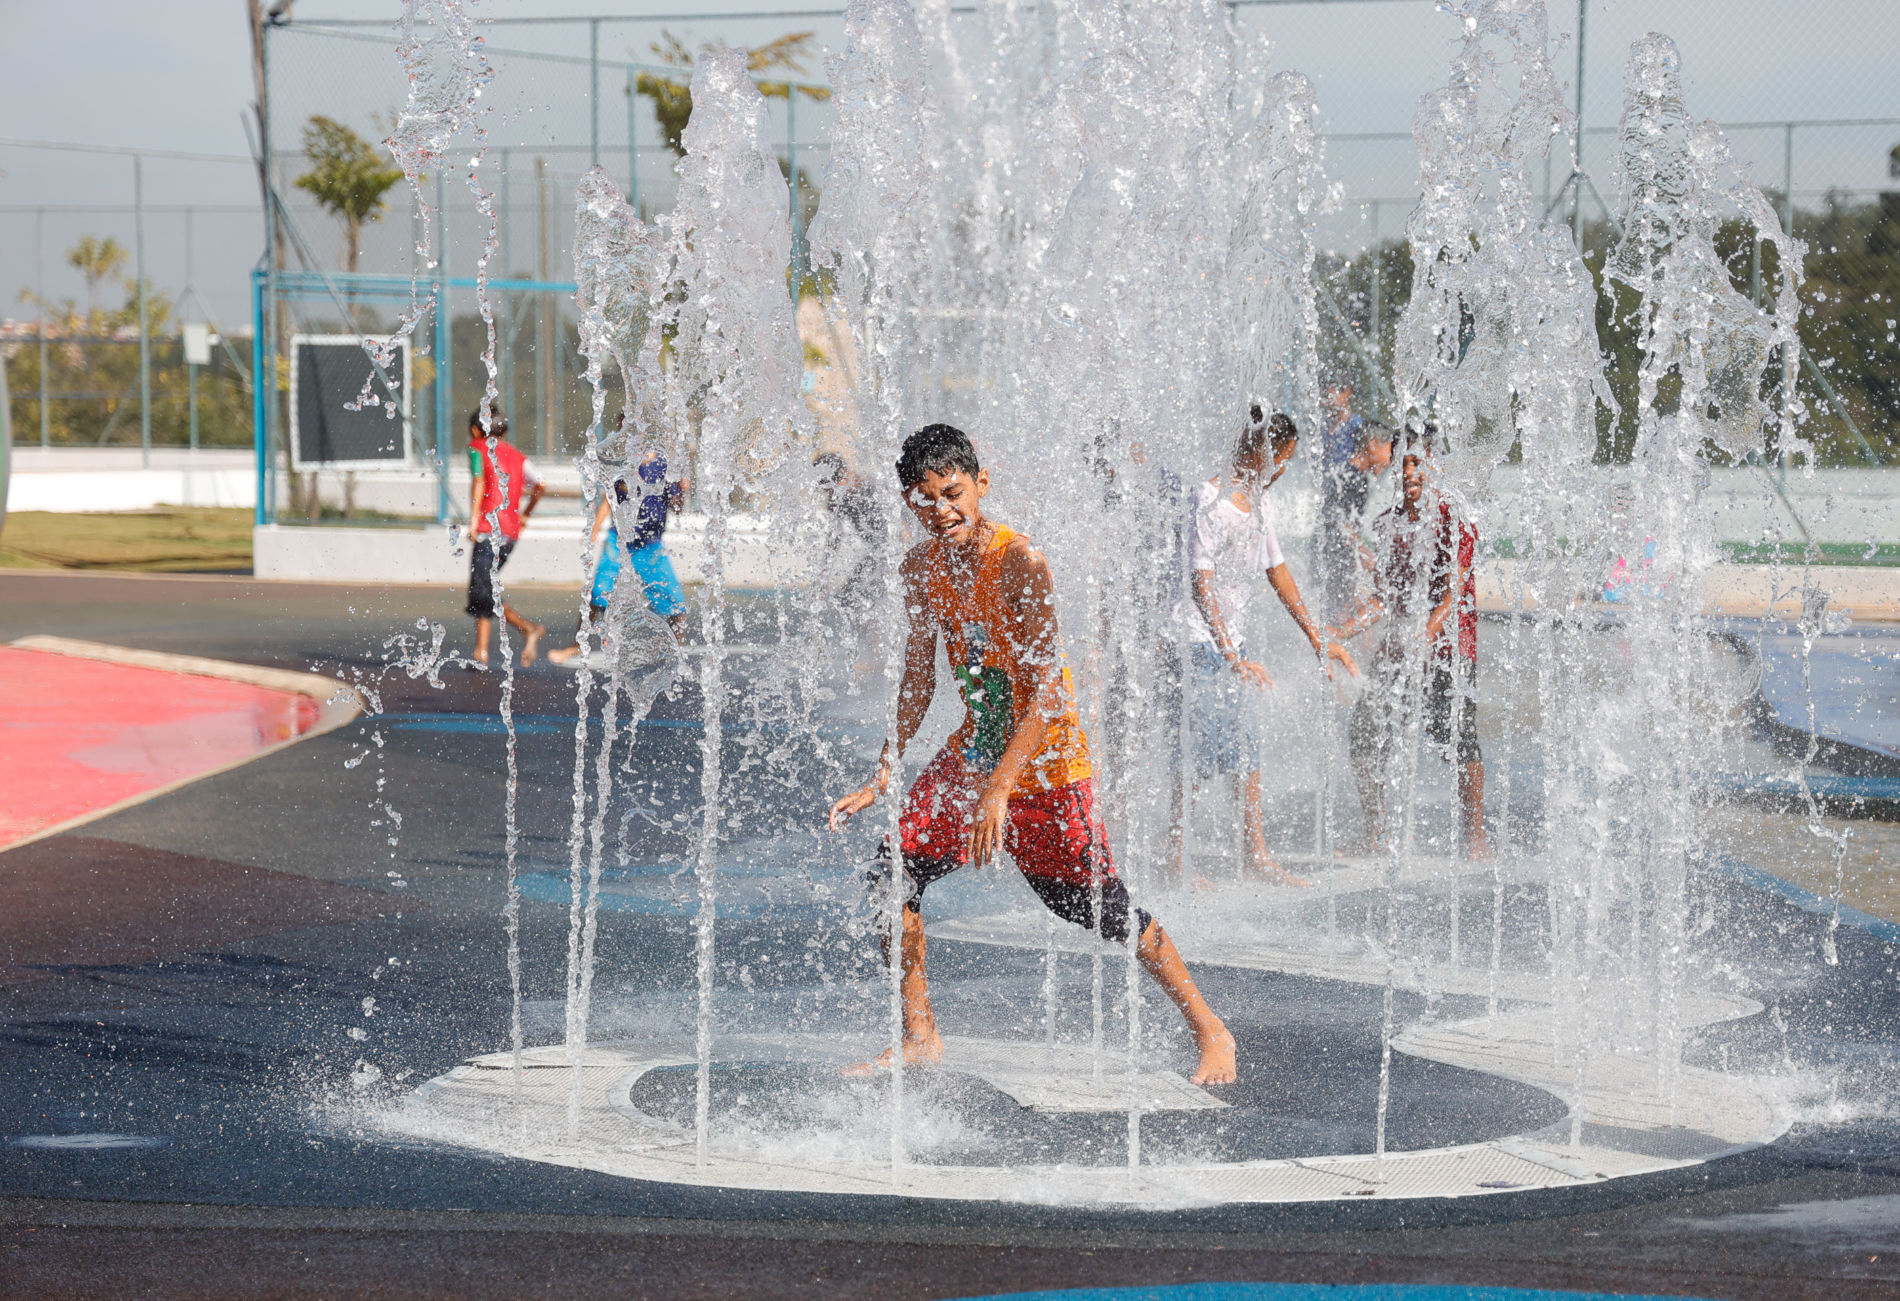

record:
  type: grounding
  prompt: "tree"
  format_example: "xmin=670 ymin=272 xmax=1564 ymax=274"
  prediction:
xmin=294 ymin=115 xmax=405 ymax=272
xmin=634 ymin=31 xmax=831 ymax=158
xmin=67 ymin=236 xmax=128 ymax=320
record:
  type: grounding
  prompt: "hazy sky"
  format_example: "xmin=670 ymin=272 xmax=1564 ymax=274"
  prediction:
xmin=2 ymin=0 xmax=1894 ymax=328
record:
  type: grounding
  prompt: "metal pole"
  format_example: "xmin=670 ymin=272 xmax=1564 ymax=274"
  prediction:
xmin=787 ymin=88 xmax=802 ymax=285
xmin=1368 ymin=200 xmax=1383 ymax=382
xmin=1571 ymin=0 xmax=1587 ymax=244
xmin=498 ymin=147 xmax=511 ymax=421
xmin=435 ymin=167 xmax=453 ymax=524
xmin=252 ymin=269 xmax=268 ymax=527
xmin=1781 ymin=121 xmax=1795 ymax=235
xmin=135 ymin=153 xmax=151 ymax=465
xmin=37 ymin=206 xmax=49 ymax=448
xmin=187 ymin=207 xmax=199 ymax=451
xmin=590 ymin=19 xmax=601 ymax=169
xmin=627 ymin=67 xmax=641 ymax=216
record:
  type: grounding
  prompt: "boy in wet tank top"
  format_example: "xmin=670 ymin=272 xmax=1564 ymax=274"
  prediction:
xmin=829 ymin=424 xmax=1237 ymax=1086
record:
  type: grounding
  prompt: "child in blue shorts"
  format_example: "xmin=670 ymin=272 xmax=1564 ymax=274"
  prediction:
xmin=549 ymin=448 xmax=689 ymax=666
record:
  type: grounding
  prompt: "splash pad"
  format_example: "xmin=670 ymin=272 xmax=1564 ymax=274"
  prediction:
xmin=374 ymin=0 xmax=1821 ymax=1209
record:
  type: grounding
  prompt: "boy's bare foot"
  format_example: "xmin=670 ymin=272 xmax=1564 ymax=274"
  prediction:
xmin=1247 ymin=863 xmax=1313 ymax=888
xmin=1191 ymin=1021 xmax=1238 ymax=1086
xmin=546 ymin=644 xmax=580 ymax=666
xmin=843 ymin=1027 xmax=944 ymax=1076
xmin=519 ymin=623 xmax=546 ymax=667
xmin=465 ymin=653 xmax=489 ymax=672
xmin=1333 ymin=837 xmax=1386 ymax=860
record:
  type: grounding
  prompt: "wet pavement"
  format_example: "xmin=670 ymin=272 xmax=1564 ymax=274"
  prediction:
xmin=2 ymin=571 xmax=1899 ymax=1299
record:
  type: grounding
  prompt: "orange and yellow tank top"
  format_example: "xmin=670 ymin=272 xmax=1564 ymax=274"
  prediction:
xmin=920 ymin=522 xmax=1092 ymax=793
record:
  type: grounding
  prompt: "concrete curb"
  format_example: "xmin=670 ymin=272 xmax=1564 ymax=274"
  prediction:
xmin=3 ymin=636 xmax=364 ymax=852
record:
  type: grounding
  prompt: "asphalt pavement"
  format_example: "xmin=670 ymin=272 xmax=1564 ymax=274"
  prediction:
xmin=2 ymin=571 xmax=1899 ymax=1300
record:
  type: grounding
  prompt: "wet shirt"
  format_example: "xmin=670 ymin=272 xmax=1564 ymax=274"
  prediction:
xmin=917 ymin=523 xmax=1092 ymax=793
xmin=1368 ymin=500 xmax=1478 ymax=666
xmin=469 ymin=438 xmax=543 ymax=541
xmin=614 ymin=454 xmax=684 ymax=551
xmin=1176 ymin=479 xmax=1286 ymax=647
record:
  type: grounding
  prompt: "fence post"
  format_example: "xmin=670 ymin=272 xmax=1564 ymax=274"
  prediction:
xmin=252 ymin=268 xmax=268 ymax=527
xmin=627 ymin=66 xmax=641 ymax=216
xmin=788 ymin=87 xmax=801 ymax=284
xmin=37 ymin=206 xmax=49 ymax=448
xmin=1368 ymin=199 xmax=1383 ymax=381
xmin=590 ymin=19 xmax=601 ymax=169
xmin=1571 ymin=0 xmax=1588 ymax=245
xmin=1781 ymin=121 xmax=1795 ymax=235
xmin=135 ymin=153 xmax=151 ymax=466
xmin=435 ymin=168 xmax=453 ymax=525
xmin=187 ymin=207 xmax=199 ymax=452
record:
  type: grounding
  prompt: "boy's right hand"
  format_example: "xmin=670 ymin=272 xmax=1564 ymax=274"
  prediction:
xmin=828 ymin=783 xmax=881 ymax=831
xmin=1233 ymin=658 xmax=1274 ymax=690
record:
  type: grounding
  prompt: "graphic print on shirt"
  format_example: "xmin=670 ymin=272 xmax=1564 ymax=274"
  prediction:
xmin=953 ymin=618 xmax=1014 ymax=771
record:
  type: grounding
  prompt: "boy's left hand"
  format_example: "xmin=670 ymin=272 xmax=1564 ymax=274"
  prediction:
xmin=968 ymin=781 xmax=1010 ymax=867
xmin=1324 ymin=641 xmax=1361 ymax=679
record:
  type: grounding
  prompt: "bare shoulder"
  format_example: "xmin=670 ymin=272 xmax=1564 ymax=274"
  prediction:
xmin=998 ymin=534 xmax=1056 ymax=612
xmin=899 ymin=541 xmax=934 ymax=582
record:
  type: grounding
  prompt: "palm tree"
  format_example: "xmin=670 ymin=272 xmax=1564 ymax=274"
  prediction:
xmin=294 ymin=115 xmax=405 ymax=273
xmin=66 ymin=236 xmax=128 ymax=321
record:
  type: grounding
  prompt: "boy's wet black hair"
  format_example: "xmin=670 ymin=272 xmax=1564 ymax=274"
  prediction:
xmin=1356 ymin=420 xmax=1397 ymax=455
xmin=896 ymin=423 xmax=980 ymax=489
xmin=468 ymin=402 xmax=509 ymax=437
xmin=1401 ymin=417 xmax=1437 ymax=457
xmin=1234 ymin=405 xmax=1298 ymax=465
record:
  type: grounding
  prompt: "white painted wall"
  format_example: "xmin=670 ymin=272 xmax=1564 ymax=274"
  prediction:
xmin=253 ymin=514 xmax=816 ymax=590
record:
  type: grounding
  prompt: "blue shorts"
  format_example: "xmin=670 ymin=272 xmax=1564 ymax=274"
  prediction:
xmin=588 ymin=527 xmax=624 ymax=609
xmin=1187 ymin=642 xmax=1266 ymax=778
xmin=626 ymin=538 xmax=685 ymax=619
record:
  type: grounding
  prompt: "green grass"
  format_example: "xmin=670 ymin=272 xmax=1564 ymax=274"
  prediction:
xmin=0 ymin=508 xmax=252 ymax=573
xmin=1485 ymin=538 xmax=1900 ymax=567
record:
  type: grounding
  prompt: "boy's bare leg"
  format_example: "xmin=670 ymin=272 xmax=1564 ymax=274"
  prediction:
xmin=471 ymin=616 xmax=493 ymax=667
xmin=1459 ymin=760 xmax=1492 ymax=861
xmin=1338 ymin=751 xmax=1388 ymax=858
xmin=501 ymin=604 xmax=546 ymax=665
xmin=844 ymin=905 xmax=944 ymax=1076
xmin=1240 ymin=771 xmax=1309 ymax=886
xmin=1136 ymin=919 xmax=1237 ymax=1085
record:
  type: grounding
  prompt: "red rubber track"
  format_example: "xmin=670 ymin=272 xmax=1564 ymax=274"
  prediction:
xmin=0 ymin=647 xmax=320 ymax=847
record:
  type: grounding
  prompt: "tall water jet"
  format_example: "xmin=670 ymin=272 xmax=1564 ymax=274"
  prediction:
xmin=662 ymin=47 xmax=811 ymax=1166
xmin=1601 ymin=31 xmax=1805 ymax=1084
xmin=559 ymin=168 xmax=679 ymax=1132
xmin=811 ymin=0 xmax=947 ymax=1175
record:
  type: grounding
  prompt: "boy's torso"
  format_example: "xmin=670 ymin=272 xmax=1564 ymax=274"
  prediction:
xmin=910 ymin=522 xmax=1091 ymax=792
xmin=1371 ymin=502 xmax=1478 ymax=665
xmin=470 ymin=439 xmax=530 ymax=539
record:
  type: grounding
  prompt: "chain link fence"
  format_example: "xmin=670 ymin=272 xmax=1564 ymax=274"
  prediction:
xmin=13 ymin=3 xmax=1887 ymax=517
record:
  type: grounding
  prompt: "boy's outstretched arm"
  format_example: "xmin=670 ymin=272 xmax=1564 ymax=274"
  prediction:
xmin=967 ymin=540 xmax=1065 ymax=865
xmin=829 ymin=560 xmax=937 ymax=829
xmin=1266 ymin=564 xmax=1359 ymax=679
xmin=1192 ymin=568 xmax=1272 ymax=688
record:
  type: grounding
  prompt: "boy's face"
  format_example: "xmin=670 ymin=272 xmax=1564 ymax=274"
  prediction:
xmin=1358 ymin=437 xmax=1394 ymax=474
xmin=1269 ymin=438 xmax=1297 ymax=488
xmin=904 ymin=466 xmax=989 ymax=546
xmin=1401 ymin=453 xmax=1426 ymax=507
